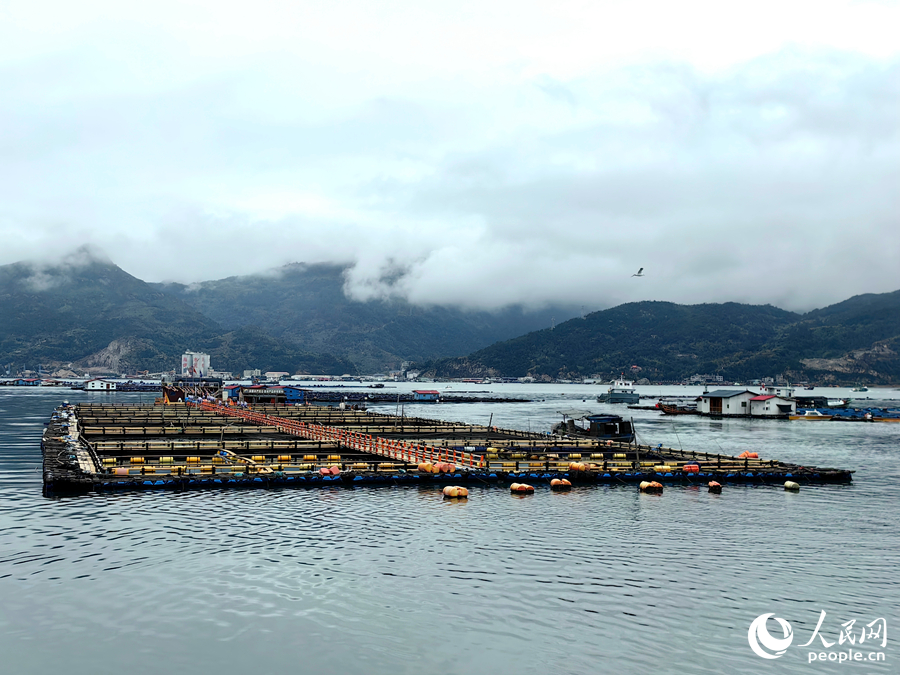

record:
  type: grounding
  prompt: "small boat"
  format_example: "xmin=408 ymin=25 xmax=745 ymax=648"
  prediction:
xmin=826 ymin=398 xmax=850 ymax=408
xmin=851 ymin=385 xmax=868 ymax=392
xmin=597 ymin=376 xmax=640 ymax=404
xmin=553 ymin=410 xmax=635 ymax=442
xmin=657 ymin=399 xmax=699 ymax=415
xmin=789 ymin=409 xmax=833 ymax=421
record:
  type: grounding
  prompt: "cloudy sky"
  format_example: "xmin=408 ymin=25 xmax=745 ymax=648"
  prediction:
xmin=1 ymin=0 xmax=898 ymax=313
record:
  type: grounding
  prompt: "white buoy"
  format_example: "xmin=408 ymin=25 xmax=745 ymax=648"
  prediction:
xmin=784 ymin=481 xmax=800 ymax=491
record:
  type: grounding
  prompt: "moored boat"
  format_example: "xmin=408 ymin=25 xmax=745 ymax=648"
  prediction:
xmin=553 ymin=410 xmax=635 ymax=443
xmin=597 ymin=376 xmax=640 ymax=404
xmin=657 ymin=400 xmax=699 ymax=415
xmin=789 ymin=409 xmax=833 ymax=421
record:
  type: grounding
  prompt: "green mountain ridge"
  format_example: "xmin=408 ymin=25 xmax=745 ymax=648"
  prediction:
xmin=2 ymin=249 xmax=898 ymax=383
xmin=152 ymin=262 xmax=577 ymax=372
xmin=423 ymin=293 xmax=900 ymax=384
xmin=0 ymin=254 xmax=356 ymax=375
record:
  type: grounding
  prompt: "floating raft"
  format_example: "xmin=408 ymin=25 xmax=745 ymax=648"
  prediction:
xmin=41 ymin=401 xmax=853 ymax=495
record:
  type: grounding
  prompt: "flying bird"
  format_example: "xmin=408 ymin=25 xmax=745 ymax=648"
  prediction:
xmin=632 ymin=268 xmax=644 ymax=277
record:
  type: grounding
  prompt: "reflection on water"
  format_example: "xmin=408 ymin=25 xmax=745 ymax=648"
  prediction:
xmin=1 ymin=386 xmax=898 ymax=674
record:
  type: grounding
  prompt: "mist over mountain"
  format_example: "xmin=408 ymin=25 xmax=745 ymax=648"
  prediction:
xmin=153 ymin=263 xmax=579 ymax=373
xmin=0 ymin=251 xmax=356 ymax=375
xmin=2 ymin=249 xmax=897 ymax=383
xmin=0 ymin=250 xmax=576 ymax=375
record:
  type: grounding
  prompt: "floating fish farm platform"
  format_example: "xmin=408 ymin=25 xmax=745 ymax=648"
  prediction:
xmin=41 ymin=401 xmax=854 ymax=495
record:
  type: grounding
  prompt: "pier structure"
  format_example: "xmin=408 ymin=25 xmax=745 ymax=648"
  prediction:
xmin=41 ymin=402 xmax=853 ymax=494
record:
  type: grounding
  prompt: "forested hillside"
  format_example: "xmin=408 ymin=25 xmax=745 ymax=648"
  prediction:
xmin=154 ymin=263 xmax=576 ymax=372
xmin=425 ymin=293 xmax=900 ymax=384
xmin=0 ymin=254 xmax=356 ymax=375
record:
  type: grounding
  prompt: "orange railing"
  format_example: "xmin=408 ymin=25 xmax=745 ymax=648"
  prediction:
xmin=191 ymin=401 xmax=485 ymax=468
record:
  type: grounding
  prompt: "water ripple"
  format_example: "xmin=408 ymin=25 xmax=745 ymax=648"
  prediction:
xmin=1 ymin=388 xmax=898 ymax=674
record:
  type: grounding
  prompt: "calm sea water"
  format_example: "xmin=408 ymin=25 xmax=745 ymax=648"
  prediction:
xmin=1 ymin=384 xmax=898 ymax=674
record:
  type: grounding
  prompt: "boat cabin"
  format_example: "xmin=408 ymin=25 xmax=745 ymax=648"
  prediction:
xmin=586 ymin=415 xmax=634 ymax=442
xmin=597 ymin=376 xmax=639 ymax=404
xmin=553 ymin=410 xmax=634 ymax=442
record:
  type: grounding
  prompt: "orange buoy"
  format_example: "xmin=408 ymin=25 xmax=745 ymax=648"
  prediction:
xmin=747 ymin=452 xmax=759 ymax=459
xmin=708 ymin=481 xmax=722 ymax=494
xmin=550 ymin=478 xmax=571 ymax=491
xmin=640 ymin=481 xmax=663 ymax=493
xmin=418 ymin=462 xmax=434 ymax=473
xmin=329 ymin=465 xmax=341 ymax=476
xmin=683 ymin=464 xmax=700 ymax=473
xmin=511 ymin=483 xmax=534 ymax=493
xmin=319 ymin=467 xmax=331 ymax=476
xmin=443 ymin=485 xmax=468 ymax=498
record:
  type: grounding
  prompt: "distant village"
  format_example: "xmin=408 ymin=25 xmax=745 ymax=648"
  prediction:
xmin=2 ymin=350 xmax=824 ymax=389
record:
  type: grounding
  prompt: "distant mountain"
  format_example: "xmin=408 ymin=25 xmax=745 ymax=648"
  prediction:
xmin=5 ymin=249 xmax=897 ymax=383
xmin=424 ymin=293 xmax=900 ymax=384
xmin=153 ymin=263 xmax=578 ymax=372
xmin=0 ymin=251 xmax=356 ymax=375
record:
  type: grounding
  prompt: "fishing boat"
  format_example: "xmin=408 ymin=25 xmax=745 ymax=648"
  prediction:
xmin=789 ymin=410 xmax=833 ymax=421
xmin=597 ymin=376 xmax=640 ymax=404
xmin=656 ymin=399 xmax=699 ymax=415
xmin=553 ymin=410 xmax=635 ymax=442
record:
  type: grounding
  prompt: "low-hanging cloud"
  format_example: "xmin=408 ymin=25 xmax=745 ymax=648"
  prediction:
xmin=0 ymin=3 xmax=897 ymax=314
xmin=17 ymin=245 xmax=112 ymax=292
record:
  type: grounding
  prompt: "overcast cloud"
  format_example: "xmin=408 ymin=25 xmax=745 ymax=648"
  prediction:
xmin=1 ymin=0 xmax=898 ymax=313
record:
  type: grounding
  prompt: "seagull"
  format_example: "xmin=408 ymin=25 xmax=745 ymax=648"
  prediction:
xmin=632 ymin=267 xmax=644 ymax=277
